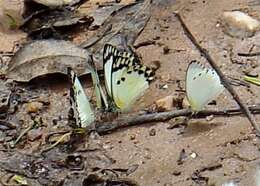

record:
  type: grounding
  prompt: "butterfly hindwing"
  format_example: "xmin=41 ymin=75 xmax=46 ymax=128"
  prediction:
xmin=111 ymin=56 xmax=154 ymax=111
xmin=186 ymin=61 xmax=224 ymax=111
xmin=68 ymin=67 xmax=94 ymax=128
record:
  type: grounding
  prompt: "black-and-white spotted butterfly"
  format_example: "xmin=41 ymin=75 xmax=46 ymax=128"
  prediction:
xmin=68 ymin=67 xmax=95 ymax=128
xmin=103 ymin=44 xmax=155 ymax=111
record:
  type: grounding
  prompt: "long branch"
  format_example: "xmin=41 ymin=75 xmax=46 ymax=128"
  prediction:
xmin=95 ymin=105 xmax=260 ymax=134
xmin=174 ymin=12 xmax=260 ymax=136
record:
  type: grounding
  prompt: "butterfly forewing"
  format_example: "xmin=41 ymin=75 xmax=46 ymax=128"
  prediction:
xmin=111 ymin=56 xmax=155 ymax=111
xmin=103 ymin=44 xmax=141 ymax=102
xmin=103 ymin=44 xmax=118 ymax=97
xmin=68 ymin=68 xmax=95 ymax=128
xmin=186 ymin=61 xmax=224 ymax=111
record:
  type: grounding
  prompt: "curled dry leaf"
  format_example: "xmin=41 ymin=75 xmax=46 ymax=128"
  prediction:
xmin=32 ymin=0 xmax=80 ymax=7
xmin=7 ymin=40 xmax=93 ymax=82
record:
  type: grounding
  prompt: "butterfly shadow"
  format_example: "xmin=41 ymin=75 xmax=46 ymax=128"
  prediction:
xmin=181 ymin=120 xmax=223 ymax=138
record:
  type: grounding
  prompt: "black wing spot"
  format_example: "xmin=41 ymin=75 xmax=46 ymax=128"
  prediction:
xmin=193 ymin=77 xmax=196 ymax=80
xmin=138 ymin=70 xmax=144 ymax=74
xmin=127 ymin=71 xmax=132 ymax=74
xmin=117 ymin=80 xmax=121 ymax=85
xmin=198 ymin=73 xmax=202 ymax=76
xmin=121 ymin=77 xmax=126 ymax=81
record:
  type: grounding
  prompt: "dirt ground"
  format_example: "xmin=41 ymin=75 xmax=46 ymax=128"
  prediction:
xmin=1 ymin=0 xmax=260 ymax=186
xmin=102 ymin=0 xmax=260 ymax=185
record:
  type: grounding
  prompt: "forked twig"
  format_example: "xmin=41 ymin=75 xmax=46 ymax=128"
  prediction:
xmin=174 ymin=12 xmax=260 ymax=136
xmin=95 ymin=105 xmax=260 ymax=134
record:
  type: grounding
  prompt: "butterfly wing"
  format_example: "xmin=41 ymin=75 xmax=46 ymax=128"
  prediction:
xmin=68 ymin=67 xmax=95 ymax=128
xmin=186 ymin=61 xmax=224 ymax=111
xmin=111 ymin=56 xmax=155 ymax=111
xmin=103 ymin=44 xmax=119 ymax=97
xmin=89 ymin=58 xmax=108 ymax=109
xmin=103 ymin=44 xmax=140 ymax=97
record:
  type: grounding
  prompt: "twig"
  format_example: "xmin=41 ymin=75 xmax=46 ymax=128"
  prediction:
xmin=95 ymin=105 xmax=260 ymax=134
xmin=237 ymin=52 xmax=260 ymax=57
xmin=9 ymin=122 xmax=35 ymax=148
xmin=134 ymin=40 xmax=156 ymax=49
xmin=174 ymin=12 xmax=260 ymax=136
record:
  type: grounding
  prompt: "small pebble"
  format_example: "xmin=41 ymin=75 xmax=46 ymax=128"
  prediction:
xmin=222 ymin=11 xmax=260 ymax=38
xmin=26 ymin=102 xmax=43 ymax=113
xmin=149 ymin=128 xmax=156 ymax=136
xmin=163 ymin=46 xmax=170 ymax=54
xmin=172 ymin=170 xmax=181 ymax=176
xmin=206 ymin=115 xmax=214 ymax=121
xmin=130 ymin=134 xmax=136 ymax=140
xmin=155 ymin=95 xmax=173 ymax=111
xmin=27 ymin=128 xmax=42 ymax=141
xmin=190 ymin=152 xmax=197 ymax=159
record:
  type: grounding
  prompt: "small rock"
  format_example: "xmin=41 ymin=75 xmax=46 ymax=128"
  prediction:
xmin=161 ymin=84 xmax=168 ymax=89
xmin=156 ymin=94 xmax=182 ymax=111
xmin=167 ymin=117 xmax=188 ymax=129
xmin=190 ymin=152 xmax=197 ymax=159
xmin=172 ymin=170 xmax=181 ymax=176
xmin=153 ymin=36 xmax=160 ymax=40
xmin=151 ymin=60 xmax=161 ymax=70
xmin=244 ymin=68 xmax=259 ymax=78
xmin=130 ymin=134 xmax=136 ymax=140
xmin=144 ymin=154 xmax=151 ymax=159
xmin=25 ymin=102 xmax=43 ymax=113
xmin=163 ymin=46 xmax=170 ymax=54
xmin=206 ymin=115 xmax=214 ymax=121
xmin=222 ymin=11 xmax=260 ymax=38
xmin=133 ymin=140 xmax=139 ymax=144
xmin=155 ymin=95 xmax=173 ymax=111
xmin=27 ymin=128 xmax=42 ymax=141
xmin=149 ymin=128 xmax=156 ymax=136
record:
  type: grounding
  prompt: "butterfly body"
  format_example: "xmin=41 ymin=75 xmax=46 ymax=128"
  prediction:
xmin=186 ymin=61 xmax=224 ymax=111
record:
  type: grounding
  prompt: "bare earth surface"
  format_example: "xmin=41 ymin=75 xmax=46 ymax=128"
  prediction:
xmin=1 ymin=0 xmax=260 ymax=186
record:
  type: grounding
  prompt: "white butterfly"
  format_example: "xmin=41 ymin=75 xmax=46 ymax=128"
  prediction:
xmin=103 ymin=44 xmax=155 ymax=111
xmin=67 ymin=67 xmax=95 ymax=128
xmin=186 ymin=61 xmax=224 ymax=111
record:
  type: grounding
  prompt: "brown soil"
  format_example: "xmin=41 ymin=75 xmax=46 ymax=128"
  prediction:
xmin=1 ymin=0 xmax=260 ymax=186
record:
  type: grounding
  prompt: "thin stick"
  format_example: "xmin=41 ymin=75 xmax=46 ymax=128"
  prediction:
xmin=95 ymin=105 xmax=260 ymax=134
xmin=174 ymin=12 xmax=260 ymax=136
xmin=237 ymin=52 xmax=260 ymax=57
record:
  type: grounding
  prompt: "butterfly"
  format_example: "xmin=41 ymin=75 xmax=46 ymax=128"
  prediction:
xmin=186 ymin=60 xmax=224 ymax=111
xmin=67 ymin=67 xmax=95 ymax=128
xmin=103 ymin=44 xmax=155 ymax=111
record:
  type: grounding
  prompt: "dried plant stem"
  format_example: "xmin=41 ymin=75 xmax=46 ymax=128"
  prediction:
xmin=95 ymin=105 xmax=260 ymax=134
xmin=174 ymin=12 xmax=260 ymax=136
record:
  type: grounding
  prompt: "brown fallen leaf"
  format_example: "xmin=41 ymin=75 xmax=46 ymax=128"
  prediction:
xmin=7 ymin=40 xmax=94 ymax=82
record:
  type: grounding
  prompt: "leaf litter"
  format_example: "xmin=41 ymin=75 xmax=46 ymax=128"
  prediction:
xmin=0 ymin=0 xmax=260 ymax=185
